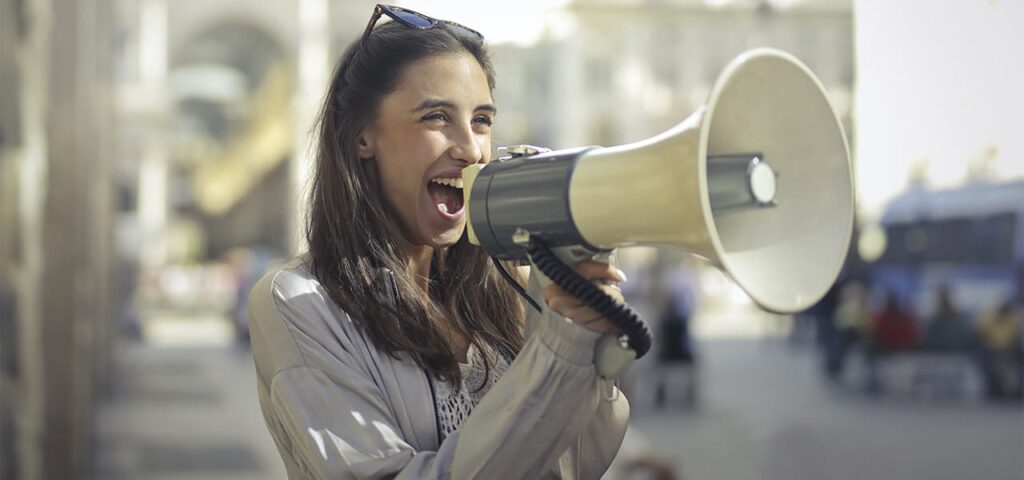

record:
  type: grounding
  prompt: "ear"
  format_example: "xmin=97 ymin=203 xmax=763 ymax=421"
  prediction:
xmin=357 ymin=131 xmax=375 ymax=160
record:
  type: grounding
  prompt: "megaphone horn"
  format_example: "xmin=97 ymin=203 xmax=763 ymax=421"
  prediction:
xmin=464 ymin=47 xmax=854 ymax=330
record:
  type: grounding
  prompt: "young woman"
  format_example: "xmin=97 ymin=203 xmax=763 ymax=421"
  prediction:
xmin=248 ymin=5 xmax=629 ymax=478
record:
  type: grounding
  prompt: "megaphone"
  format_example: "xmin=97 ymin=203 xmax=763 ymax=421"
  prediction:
xmin=463 ymin=48 xmax=854 ymax=359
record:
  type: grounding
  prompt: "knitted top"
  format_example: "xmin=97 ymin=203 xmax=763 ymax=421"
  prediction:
xmin=430 ymin=343 xmax=511 ymax=442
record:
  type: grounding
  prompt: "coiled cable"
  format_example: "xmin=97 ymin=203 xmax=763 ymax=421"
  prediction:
xmin=526 ymin=238 xmax=652 ymax=358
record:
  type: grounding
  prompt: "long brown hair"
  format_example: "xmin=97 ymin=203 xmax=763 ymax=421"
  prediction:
xmin=307 ymin=21 xmax=524 ymax=387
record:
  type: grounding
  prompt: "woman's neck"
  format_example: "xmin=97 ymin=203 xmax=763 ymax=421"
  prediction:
xmin=397 ymin=239 xmax=468 ymax=362
xmin=402 ymin=243 xmax=434 ymax=292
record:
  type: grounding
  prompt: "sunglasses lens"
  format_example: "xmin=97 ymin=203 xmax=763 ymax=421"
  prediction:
xmin=445 ymin=22 xmax=483 ymax=40
xmin=391 ymin=9 xmax=434 ymax=28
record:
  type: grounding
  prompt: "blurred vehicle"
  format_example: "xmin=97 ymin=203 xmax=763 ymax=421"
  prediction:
xmin=841 ymin=180 xmax=1024 ymax=398
xmin=867 ymin=179 xmax=1024 ymax=324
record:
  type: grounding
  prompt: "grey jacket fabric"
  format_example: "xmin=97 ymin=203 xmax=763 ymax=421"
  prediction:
xmin=249 ymin=258 xmax=629 ymax=479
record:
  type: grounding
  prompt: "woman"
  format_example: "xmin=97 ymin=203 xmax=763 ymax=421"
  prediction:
xmin=248 ymin=5 xmax=630 ymax=479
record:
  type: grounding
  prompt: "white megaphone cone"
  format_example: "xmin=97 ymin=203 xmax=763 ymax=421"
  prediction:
xmin=464 ymin=47 xmax=854 ymax=319
xmin=569 ymin=48 xmax=854 ymax=313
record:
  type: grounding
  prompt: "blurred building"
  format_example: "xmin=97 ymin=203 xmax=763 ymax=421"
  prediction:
xmin=491 ymin=0 xmax=853 ymax=149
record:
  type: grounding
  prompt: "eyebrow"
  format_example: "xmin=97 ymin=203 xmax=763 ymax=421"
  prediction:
xmin=411 ymin=98 xmax=498 ymax=115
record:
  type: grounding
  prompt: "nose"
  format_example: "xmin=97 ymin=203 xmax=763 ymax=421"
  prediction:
xmin=449 ymin=125 xmax=485 ymax=165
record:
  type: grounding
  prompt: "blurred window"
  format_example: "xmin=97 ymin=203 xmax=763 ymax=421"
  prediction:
xmin=880 ymin=213 xmax=1017 ymax=266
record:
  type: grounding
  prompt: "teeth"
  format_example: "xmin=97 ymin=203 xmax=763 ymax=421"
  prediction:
xmin=430 ymin=177 xmax=463 ymax=189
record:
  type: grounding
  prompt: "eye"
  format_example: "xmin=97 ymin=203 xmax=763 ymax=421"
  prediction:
xmin=472 ymin=115 xmax=494 ymax=128
xmin=422 ymin=112 xmax=449 ymax=124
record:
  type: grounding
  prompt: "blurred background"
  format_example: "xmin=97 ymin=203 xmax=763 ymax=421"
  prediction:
xmin=1 ymin=0 xmax=1022 ymax=479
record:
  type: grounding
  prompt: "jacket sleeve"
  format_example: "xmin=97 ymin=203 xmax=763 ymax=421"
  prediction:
xmin=250 ymin=266 xmax=628 ymax=480
xmin=451 ymin=307 xmax=629 ymax=479
xmin=556 ymin=382 xmax=630 ymax=479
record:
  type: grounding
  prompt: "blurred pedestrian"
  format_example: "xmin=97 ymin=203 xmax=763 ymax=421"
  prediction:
xmin=810 ymin=279 xmax=842 ymax=348
xmin=871 ymin=291 xmax=919 ymax=351
xmin=825 ymin=281 xmax=871 ymax=380
xmin=864 ymin=291 xmax=919 ymax=393
xmin=654 ymin=293 xmax=699 ymax=408
xmin=647 ymin=264 xmax=700 ymax=408
xmin=922 ymin=284 xmax=973 ymax=351
xmin=975 ymin=299 xmax=1023 ymax=399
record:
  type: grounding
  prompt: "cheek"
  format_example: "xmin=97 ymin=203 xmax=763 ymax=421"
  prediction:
xmin=477 ymin=132 xmax=493 ymax=161
xmin=379 ymin=162 xmax=419 ymax=208
xmin=373 ymin=129 xmax=449 ymax=206
xmin=367 ymin=151 xmax=403 ymax=205
xmin=376 ymin=146 xmax=430 ymax=205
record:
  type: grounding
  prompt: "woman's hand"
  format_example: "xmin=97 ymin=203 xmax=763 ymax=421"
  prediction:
xmin=543 ymin=260 xmax=627 ymax=334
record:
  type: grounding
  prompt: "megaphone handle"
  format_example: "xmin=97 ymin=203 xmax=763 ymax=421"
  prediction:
xmin=526 ymin=240 xmax=653 ymax=363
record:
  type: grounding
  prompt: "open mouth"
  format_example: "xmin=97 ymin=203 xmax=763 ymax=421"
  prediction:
xmin=427 ymin=177 xmax=465 ymax=216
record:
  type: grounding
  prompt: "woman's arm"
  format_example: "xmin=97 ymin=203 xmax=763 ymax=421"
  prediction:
xmin=516 ymin=264 xmax=631 ymax=477
xmin=450 ymin=305 xmax=628 ymax=478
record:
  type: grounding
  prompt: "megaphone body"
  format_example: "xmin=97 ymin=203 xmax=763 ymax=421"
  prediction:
xmin=464 ymin=47 xmax=854 ymax=318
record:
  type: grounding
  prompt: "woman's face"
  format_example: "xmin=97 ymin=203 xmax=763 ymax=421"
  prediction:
xmin=359 ymin=52 xmax=494 ymax=250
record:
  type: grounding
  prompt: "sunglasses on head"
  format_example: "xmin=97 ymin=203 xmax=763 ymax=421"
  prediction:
xmin=361 ymin=4 xmax=485 ymax=46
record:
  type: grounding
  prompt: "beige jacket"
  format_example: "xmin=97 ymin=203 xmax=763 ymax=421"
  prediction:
xmin=248 ymin=258 xmax=629 ymax=479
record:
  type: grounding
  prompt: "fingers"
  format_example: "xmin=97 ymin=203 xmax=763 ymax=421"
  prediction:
xmin=543 ymin=271 xmax=625 ymax=311
xmin=581 ymin=318 xmax=622 ymax=334
xmin=544 ymin=283 xmax=625 ymax=324
xmin=573 ymin=260 xmax=628 ymax=283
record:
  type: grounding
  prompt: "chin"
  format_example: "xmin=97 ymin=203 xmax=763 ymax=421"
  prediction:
xmin=430 ymin=229 xmax=465 ymax=248
xmin=425 ymin=220 xmax=468 ymax=248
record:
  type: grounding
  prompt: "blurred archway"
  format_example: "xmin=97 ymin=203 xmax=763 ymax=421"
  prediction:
xmin=166 ymin=21 xmax=294 ymax=261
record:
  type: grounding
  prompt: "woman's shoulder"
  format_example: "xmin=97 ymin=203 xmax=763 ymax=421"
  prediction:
xmin=254 ymin=255 xmax=320 ymax=300
xmin=248 ymin=255 xmax=365 ymax=376
xmin=250 ymin=254 xmax=356 ymax=325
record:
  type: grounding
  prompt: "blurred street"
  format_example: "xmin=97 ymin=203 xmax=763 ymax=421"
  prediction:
xmin=92 ymin=318 xmax=286 ymax=479
xmin=91 ymin=312 xmax=1022 ymax=480
xmin=629 ymin=339 xmax=1023 ymax=480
